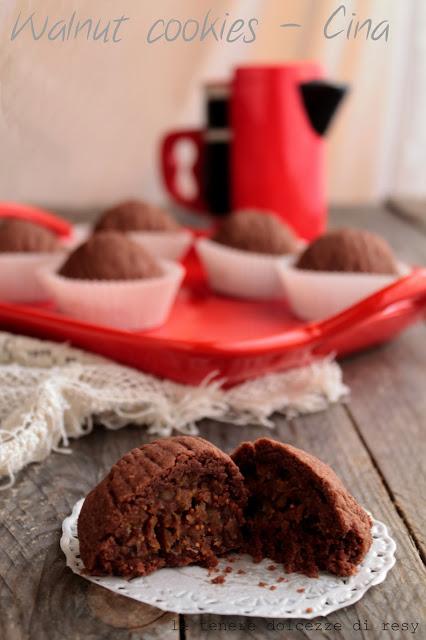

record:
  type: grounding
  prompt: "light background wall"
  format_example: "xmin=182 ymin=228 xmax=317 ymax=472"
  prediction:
xmin=0 ymin=0 xmax=424 ymax=211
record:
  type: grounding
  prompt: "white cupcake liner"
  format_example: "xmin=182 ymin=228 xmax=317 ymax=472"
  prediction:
xmin=38 ymin=259 xmax=185 ymax=330
xmin=196 ymin=237 xmax=298 ymax=300
xmin=0 ymin=252 xmax=65 ymax=303
xmin=278 ymin=258 xmax=411 ymax=321
xmin=129 ymin=230 xmax=193 ymax=261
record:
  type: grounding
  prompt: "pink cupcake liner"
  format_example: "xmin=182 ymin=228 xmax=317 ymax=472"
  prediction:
xmin=278 ymin=258 xmax=410 ymax=321
xmin=38 ymin=259 xmax=185 ymax=330
xmin=0 ymin=253 xmax=65 ymax=302
xmin=195 ymin=237 xmax=296 ymax=300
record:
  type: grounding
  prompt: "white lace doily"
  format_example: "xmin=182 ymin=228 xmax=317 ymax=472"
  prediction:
xmin=61 ymin=498 xmax=396 ymax=618
xmin=0 ymin=332 xmax=348 ymax=487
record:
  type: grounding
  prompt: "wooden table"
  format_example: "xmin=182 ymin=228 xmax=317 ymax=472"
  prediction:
xmin=0 ymin=207 xmax=425 ymax=640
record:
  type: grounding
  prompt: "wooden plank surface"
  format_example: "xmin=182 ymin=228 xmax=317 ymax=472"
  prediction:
xmin=187 ymin=405 xmax=426 ymax=639
xmin=0 ymin=206 xmax=425 ymax=639
xmin=0 ymin=427 xmax=180 ymax=640
xmin=330 ymin=206 xmax=426 ymax=561
xmin=388 ymin=198 xmax=426 ymax=229
xmin=343 ymin=325 xmax=426 ymax=562
xmin=1 ymin=406 xmax=424 ymax=640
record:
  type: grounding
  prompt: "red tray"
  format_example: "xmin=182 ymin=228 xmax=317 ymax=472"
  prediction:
xmin=0 ymin=248 xmax=425 ymax=386
xmin=0 ymin=201 xmax=72 ymax=237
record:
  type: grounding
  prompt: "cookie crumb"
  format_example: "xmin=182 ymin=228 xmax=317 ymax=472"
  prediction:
xmin=269 ymin=585 xmax=277 ymax=591
xmin=258 ymin=581 xmax=267 ymax=588
xmin=305 ymin=607 xmax=313 ymax=614
xmin=267 ymin=564 xmax=277 ymax=571
xmin=211 ymin=575 xmax=225 ymax=585
xmin=224 ymin=566 xmax=233 ymax=574
xmin=237 ymin=569 xmax=246 ymax=575
xmin=297 ymin=587 xmax=305 ymax=593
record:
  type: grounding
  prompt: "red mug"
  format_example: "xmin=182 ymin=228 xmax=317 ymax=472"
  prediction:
xmin=161 ymin=63 xmax=347 ymax=240
xmin=161 ymin=81 xmax=231 ymax=215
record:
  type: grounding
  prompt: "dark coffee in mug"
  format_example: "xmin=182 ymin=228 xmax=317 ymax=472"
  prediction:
xmin=161 ymin=81 xmax=231 ymax=216
xmin=203 ymin=82 xmax=231 ymax=215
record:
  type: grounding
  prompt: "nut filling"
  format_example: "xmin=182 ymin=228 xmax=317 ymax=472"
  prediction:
xmin=232 ymin=439 xmax=372 ymax=578
xmin=78 ymin=437 xmax=372 ymax=580
xmin=78 ymin=437 xmax=247 ymax=577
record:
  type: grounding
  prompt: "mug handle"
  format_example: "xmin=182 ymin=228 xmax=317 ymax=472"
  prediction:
xmin=160 ymin=129 xmax=206 ymax=213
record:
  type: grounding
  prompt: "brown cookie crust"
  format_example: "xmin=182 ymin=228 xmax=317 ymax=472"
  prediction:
xmin=58 ymin=231 xmax=162 ymax=281
xmin=78 ymin=436 xmax=247 ymax=577
xmin=0 ymin=219 xmax=59 ymax=253
xmin=95 ymin=200 xmax=180 ymax=233
xmin=232 ymin=438 xmax=372 ymax=578
xmin=296 ymin=228 xmax=398 ymax=274
xmin=213 ymin=211 xmax=298 ymax=255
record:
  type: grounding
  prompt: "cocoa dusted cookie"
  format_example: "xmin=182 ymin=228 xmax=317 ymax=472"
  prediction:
xmin=0 ymin=219 xmax=59 ymax=253
xmin=213 ymin=210 xmax=299 ymax=255
xmin=78 ymin=436 xmax=247 ymax=577
xmin=95 ymin=200 xmax=181 ymax=233
xmin=296 ymin=228 xmax=398 ymax=274
xmin=232 ymin=438 xmax=372 ymax=578
xmin=58 ymin=231 xmax=162 ymax=280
